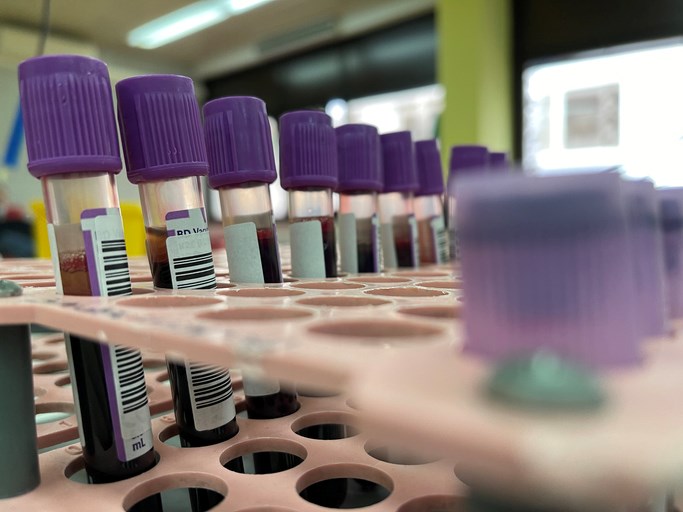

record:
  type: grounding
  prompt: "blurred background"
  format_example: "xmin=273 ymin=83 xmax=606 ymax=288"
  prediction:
xmin=0 ymin=0 xmax=682 ymax=256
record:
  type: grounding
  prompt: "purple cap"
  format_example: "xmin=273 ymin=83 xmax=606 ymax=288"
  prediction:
xmin=335 ymin=124 xmax=382 ymax=193
xmin=658 ymin=188 xmax=683 ymax=320
xmin=203 ymin=96 xmax=277 ymax=189
xmin=116 ymin=75 xmax=207 ymax=184
xmin=380 ymin=131 xmax=418 ymax=193
xmin=455 ymin=171 xmax=639 ymax=368
xmin=449 ymin=145 xmax=489 ymax=175
xmin=415 ymin=139 xmax=444 ymax=196
xmin=489 ymin=151 xmax=508 ymax=170
xmin=279 ymin=111 xmax=337 ymax=190
xmin=18 ymin=54 xmax=122 ymax=178
xmin=624 ymin=180 xmax=667 ymax=337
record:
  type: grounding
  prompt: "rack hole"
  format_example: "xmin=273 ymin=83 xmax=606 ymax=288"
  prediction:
xmin=398 ymin=305 xmax=462 ymax=320
xmin=365 ymin=441 xmax=439 ymax=465
xmin=346 ymin=276 xmax=412 ymax=284
xmin=117 ymin=296 xmax=223 ymax=308
xmin=417 ymin=280 xmax=463 ymax=290
xmin=55 ymin=376 xmax=71 ymax=388
xmin=33 ymin=361 xmax=69 ymax=375
xmin=365 ymin=287 xmax=447 ymax=298
xmin=131 ymin=287 xmax=154 ymax=295
xmin=35 ymin=402 xmax=74 ymax=424
xmin=219 ymin=288 xmax=305 ymax=298
xmin=123 ymin=473 xmax=227 ymax=512
xmin=292 ymin=412 xmax=359 ymax=440
xmin=31 ymin=352 xmax=56 ymax=364
xmin=297 ymin=296 xmax=390 ymax=308
xmin=297 ymin=465 xmax=393 ymax=509
xmin=291 ymin=281 xmax=365 ymax=290
xmin=215 ymin=282 xmax=236 ymax=289
xmin=143 ymin=358 xmax=167 ymax=371
xmin=397 ymin=496 xmax=465 ymax=512
xmin=391 ymin=270 xmax=450 ymax=277
xmin=198 ymin=307 xmax=313 ymax=322
xmin=221 ymin=439 xmax=306 ymax=475
xmin=308 ymin=319 xmax=442 ymax=341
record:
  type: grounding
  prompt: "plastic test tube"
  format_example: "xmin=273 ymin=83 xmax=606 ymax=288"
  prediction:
xmin=279 ymin=111 xmax=338 ymax=278
xmin=203 ymin=96 xmax=300 ymax=422
xmin=335 ymin=124 xmax=382 ymax=274
xmin=116 ymin=75 xmax=240 ymax=459
xmin=447 ymin=145 xmax=489 ymax=262
xmin=414 ymin=139 xmax=449 ymax=265
xmin=455 ymin=171 xmax=640 ymax=368
xmin=658 ymin=188 xmax=683 ymax=320
xmin=19 ymin=55 xmax=157 ymax=484
xmin=378 ymin=131 xmax=420 ymax=268
xmin=624 ymin=180 xmax=667 ymax=338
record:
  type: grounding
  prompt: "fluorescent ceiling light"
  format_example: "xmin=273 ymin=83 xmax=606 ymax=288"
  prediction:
xmin=127 ymin=0 xmax=274 ymax=49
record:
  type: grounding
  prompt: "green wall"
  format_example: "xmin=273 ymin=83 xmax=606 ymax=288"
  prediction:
xmin=437 ymin=0 xmax=513 ymax=167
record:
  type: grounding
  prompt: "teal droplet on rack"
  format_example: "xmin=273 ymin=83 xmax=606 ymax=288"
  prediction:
xmin=486 ymin=350 xmax=605 ymax=410
xmin=0 ymin=280 xmax=23 ymax=297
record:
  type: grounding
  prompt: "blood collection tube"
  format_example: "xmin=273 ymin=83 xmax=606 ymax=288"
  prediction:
xmin=279 ymin=111 xmax=338 ymax=279
xmin=488 ymin=151 xmax=509 ymax=171
xmin=335 ymin=124 xmax=382 ymax=274
xmin=203 ymin=96 xmax=300 ymax=421
xmin=447 ymin=144 xmax=489 ymax=262
xmin=414 ymin=139 xmax=448 ymax=265
xmin=19 ymin=56 xmax=157 ymax=485
xmin=116 ymin=75 xmax=239 ymax=455
xmin=378 ymin=131 xmax=420 ymax=268
xmin=658 ymin=188 xmax=683 ymax=320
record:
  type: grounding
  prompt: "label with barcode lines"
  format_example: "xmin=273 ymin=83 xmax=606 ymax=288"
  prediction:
xmin=81 ymin=208 xmax=132 ymax=297
xmin=103 ymin=344 xmax=153 ymax=461
xmin=166 ymin=208 xmax=216 ymax=290
xmin=430 ymin=215 xmax=449 ymax=264
xmin=186 ymin=362 xmax=236 ymax=431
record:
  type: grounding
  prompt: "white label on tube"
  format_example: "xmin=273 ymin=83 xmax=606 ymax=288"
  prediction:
xmin=242 ymin=371 xmax=281 ymax=397
xmin=371 ymin=214 xmax=380 ymax=272
xmin=380 ymin=223 xmax=397 ymax=268
xmin=185 ymin=362 xmax=236 ymax=431
xmin=102 ymin=344 xmax=153 ymax=461
xmin=409 ymin=214 xmax=419 ymax=266
xmin=46 ymin=223 xmax=63 ymax=294
xmin=80 ymin=207 xmax=132 ymax=297
xmin=339 ymin=213 xmax=358 ymax=274
xmin=430 ymin=215 xmax=449 ymax=264
xmin=224 ymin=222 xmax=265 ymax=284
xmin=290 ymin=220 xmax=326 ymax=278
xmin=166 ymin=208 xmax=216 ymax=290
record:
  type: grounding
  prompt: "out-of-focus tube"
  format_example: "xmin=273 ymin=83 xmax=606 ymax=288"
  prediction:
xmin=379 ymin=131 xmax=420 ymax=268
xmin=335 ymin=124 xmax=382 ymax=274
xmin=414 ymin=139 xmax=448 ymax=265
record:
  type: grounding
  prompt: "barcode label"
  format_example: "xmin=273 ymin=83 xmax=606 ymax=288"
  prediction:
xmin=186 ymin=362 xmax=236 ymax=431
xmin=46 ymin=224 xmax=64 ymax=294
xmin=224 ymin=222 xmax=265 ymax=283
xmin=430 ymin=215 xmax=449 ymax=264
xmin=81 ymin=208 xmax=132 ymax=297
xmin=102 ymin=344 xmax=153 ymax=461
xmin=166 ymin=208 xmax=216 ymax=290
xmin=380 ymin=223 xmax=397 ymax=268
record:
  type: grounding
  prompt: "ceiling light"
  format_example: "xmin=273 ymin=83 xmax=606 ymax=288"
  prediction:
xmin=127 ymin=0 xmax=274 ymax=50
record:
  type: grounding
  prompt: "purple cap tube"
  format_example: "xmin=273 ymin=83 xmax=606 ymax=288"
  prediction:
xmin=116 ymin=74 xmax=208 ymax=183
xmin=488 ymin=151 xmax=508 ymax=171
xmin=449 ymin=145 xmax=489 ymax=177
xmin=203 ymin=96 xmax=277 ymax=189
xmin=658 ymin=188 xmax=683 ymax=320
xmin=19 ymin=54 xmax=122 ymax=177
xmin=624 ymin=180 xmax=667 ymax=337
xmin=380 ymin=131 xmax=418 ymax=193
xmin=279 ymin=110 xmax=338 ymax=190
xmin=455 ymin=171 xmax=640 ymax=368
xmin=415 ymin=139 xmax=444 ymax=196
xmin=336 ymin=124 xmax=382 ymax=193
